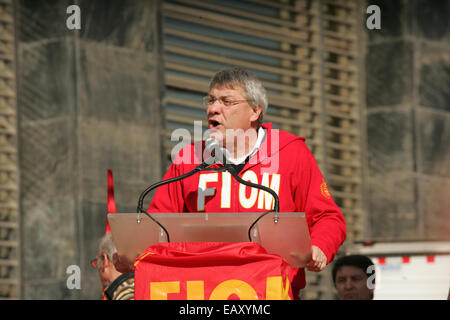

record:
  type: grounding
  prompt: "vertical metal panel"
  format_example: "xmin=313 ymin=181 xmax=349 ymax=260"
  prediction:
xmin=304 ymin=0 xmax=365 ymax=300
xmin=161 ymin=0 xmax=364 ymax=299
xmin=0 ymin=0 xmax=20 ymax=300
xmin=162 ymin=0 xmax=324 ymax=165
xmin=162 ymin=0 xmax=364 ymax=235
xmin=319 ymin=0 xmax=364 ymax=244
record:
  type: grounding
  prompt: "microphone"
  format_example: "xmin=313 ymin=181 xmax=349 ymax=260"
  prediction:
xmin=138 ymin=137 xmax=280 ymax=242
xmin=137 ymin=140 xmax=221 ymax=215
xmin=204 ymin=137 xmax=229 ymax=165
xmin=223 ymin=165 xmax=280 ymax=241
xmin=204 ymin=137 xmax=279 ymax=212
xmin=202 ymin=137 xmax=280 ymax=241
xmin=136 ymin=147 xmax=211 ymax=242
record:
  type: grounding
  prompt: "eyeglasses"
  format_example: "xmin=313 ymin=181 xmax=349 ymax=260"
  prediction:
xmin=202 ymin=96 xmax=248 ymax=108
xmin=90 ymin=257 xmax=100 ymax=269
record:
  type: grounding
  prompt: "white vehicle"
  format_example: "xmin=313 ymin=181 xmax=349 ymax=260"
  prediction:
xmin=349 ymin=241 xmax=450 ymax=300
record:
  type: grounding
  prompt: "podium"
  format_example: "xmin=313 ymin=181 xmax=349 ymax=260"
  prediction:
xmin=107 ymin=212 xmax=312 ymax=269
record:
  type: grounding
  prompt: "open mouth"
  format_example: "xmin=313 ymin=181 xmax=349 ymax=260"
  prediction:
xmin=208 ymin=119 xmax=221 ymax=128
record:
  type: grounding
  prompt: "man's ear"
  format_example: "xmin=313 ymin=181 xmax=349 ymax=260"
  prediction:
xmin=250 ymin=105 xmax=263 ymax=123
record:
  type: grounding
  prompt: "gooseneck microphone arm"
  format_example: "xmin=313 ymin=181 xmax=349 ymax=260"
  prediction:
xmin=225 ymin=165 xmax=279 ymax=213
xmin=225 ymin=165 xmax=279 ymax=241
xmin=201 ymin=164 xmax=280 ymax=241
xmin=203 ymin=138 xmax=280 ymax=240
xmin=136 ymin=138 xmax=280 ymax=243
xmin=136 ymin=161 xmax=209 ymax=213
xmin=203 ymin=138 xmax=280 ymax=212
xmin=136 ymin=161 xmax=210 ymax=243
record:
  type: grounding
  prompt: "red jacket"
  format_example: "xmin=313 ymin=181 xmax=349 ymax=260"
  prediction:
xmin=148 ymin=123 xmax=347 ymax=291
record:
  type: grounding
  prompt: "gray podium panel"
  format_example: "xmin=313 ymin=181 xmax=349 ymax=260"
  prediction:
xmin=108 ymin=212 xmax=311 ymax=268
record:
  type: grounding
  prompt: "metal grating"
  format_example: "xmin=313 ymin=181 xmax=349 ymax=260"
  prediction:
xmin=319 ymin=0 xmax=365 ymax=243
xmin=0 ymin=0 xmax=20 ymax=300
xmin=161 ymin=0 xmax=364 ymax=299
xmin=163 ymin=0 xmax=323 ymax=162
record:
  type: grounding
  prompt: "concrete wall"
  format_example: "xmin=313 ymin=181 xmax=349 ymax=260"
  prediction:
xmin=12 ymin=0 xmax=449 ymax=300
xmin=15 ymin=0 xmax=164 ymax=299
xmin=365 ymin=0 xmax=450 ymax=241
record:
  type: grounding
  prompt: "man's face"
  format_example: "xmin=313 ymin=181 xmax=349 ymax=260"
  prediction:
xmin=206 ymin=85 xmax=260 ymax=146
xmin=95 ymin=254 xmax=109 ymax=288
xmin=335 ymin=265 xmax=373 ymax=300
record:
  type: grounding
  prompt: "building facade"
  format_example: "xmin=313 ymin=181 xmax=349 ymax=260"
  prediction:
xmin=0 ymin=0 xmax=448 ymax=300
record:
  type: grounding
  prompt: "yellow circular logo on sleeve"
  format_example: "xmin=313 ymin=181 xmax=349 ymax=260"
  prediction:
xmin=320 ymin=179 xmax=331 ymax=199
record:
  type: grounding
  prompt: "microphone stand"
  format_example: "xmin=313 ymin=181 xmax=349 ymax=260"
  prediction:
xmin=136 ymin=161 xmax=209 ymax=243
xmin=227 ymin=165 xmax=279 ymax=241
xmin=201 ymin=164 xmax=280 ymax=241
xmin=137 ymin=147 xmax=281 ymax=243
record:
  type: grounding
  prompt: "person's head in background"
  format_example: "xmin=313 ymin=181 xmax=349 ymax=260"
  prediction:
xmin=332 ymin=254 xmax=375 ymax=300
xmin=92 ymin=233 xmax=122 ymax=288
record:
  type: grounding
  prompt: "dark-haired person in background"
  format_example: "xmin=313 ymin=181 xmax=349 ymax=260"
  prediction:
xmin=332 ymin=254 xmax=375 ymax=300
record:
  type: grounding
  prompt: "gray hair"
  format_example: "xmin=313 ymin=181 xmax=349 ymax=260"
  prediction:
xmin=209 ymin=67 xmax=268 ymax=122
xmin=96 ymin=233 xmax=116 ymax=269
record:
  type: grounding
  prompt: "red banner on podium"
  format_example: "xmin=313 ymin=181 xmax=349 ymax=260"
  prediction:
xmin=134 ymin=242 xmax=295 ymax=300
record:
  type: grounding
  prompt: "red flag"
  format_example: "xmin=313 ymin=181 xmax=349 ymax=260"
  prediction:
xmin=105 ymin=169 xmax=117 ymax=234
xmin=134 ymin=242 xmax=294 ymax=300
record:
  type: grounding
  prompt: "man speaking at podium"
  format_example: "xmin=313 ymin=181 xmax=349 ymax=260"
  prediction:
xmin=146 ymin=67 xmax=346 ymax=299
